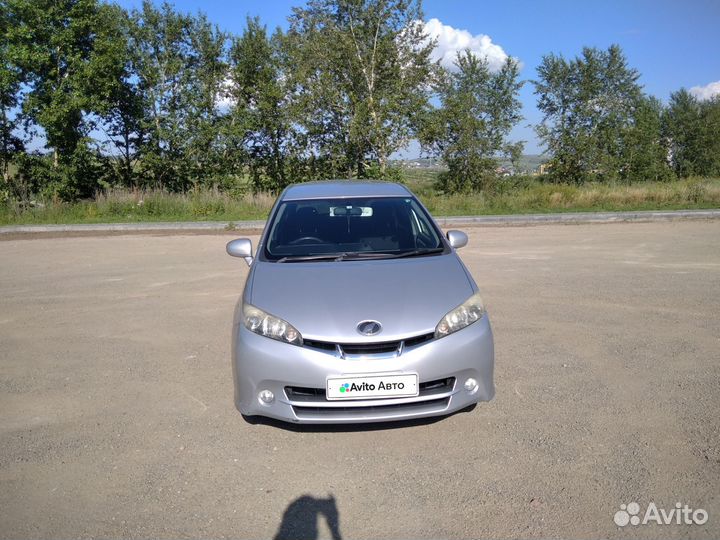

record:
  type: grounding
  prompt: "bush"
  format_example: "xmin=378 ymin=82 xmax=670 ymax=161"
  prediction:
xmin=13 ymin=146 xmax=110 ymax=201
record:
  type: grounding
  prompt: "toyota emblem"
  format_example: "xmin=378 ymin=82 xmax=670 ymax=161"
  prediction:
xmin=356 ymin=320 xmax=382 ymax=336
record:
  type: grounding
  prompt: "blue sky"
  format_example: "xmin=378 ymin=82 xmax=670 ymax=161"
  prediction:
xmin=116 ymin=0 xmax=720 ymax=155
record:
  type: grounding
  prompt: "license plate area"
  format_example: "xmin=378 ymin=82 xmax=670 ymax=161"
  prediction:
xmin=326 ymin=373 xmax=419 ymax=400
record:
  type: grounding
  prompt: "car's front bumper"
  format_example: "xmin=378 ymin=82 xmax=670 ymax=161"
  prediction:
xmin=231 ymin=316 xmax=494 ymax=424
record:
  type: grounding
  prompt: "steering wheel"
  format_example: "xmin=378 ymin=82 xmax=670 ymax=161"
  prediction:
xmin=289 ymin=236 xmax=324 ymax=245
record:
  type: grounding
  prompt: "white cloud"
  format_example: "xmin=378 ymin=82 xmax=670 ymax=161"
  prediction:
xmin=689 ymin=80 xmax=720 ymax=101
xmin=215 ymin=76 xmax=235 ymax=111
xmin=422 ymin=18 xmax=516 ymax=72
xmin=215 ymin=94 xmax=235 ymax=111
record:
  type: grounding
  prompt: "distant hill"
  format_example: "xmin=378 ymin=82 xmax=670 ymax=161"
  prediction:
xmin=499 ymin=154 xmax=548 ymax=172
xmin=392 ymin=157 xmax=443 ymax=169
xmin=394 ymin=155 xmax=549 ymax=173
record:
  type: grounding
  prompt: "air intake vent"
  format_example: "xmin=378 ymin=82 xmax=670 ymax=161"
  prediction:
xmin=341 ymin=341 xmax=400 ymax=355
xmin=404 ymin=332 xmax=435 ymax=348
xmin=302 ymin=339 xmax=336 ymax=352
xmin=302 ymin=332 xmax=435 ymax=357
xmin=285 ymin=377 xmax=455 ymax=403
xmin=292 ymin=397 xmax=451 ymax=420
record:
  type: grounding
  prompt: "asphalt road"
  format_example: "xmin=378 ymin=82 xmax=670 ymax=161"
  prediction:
xmin=1 ymin=221 xmax=718 ymax=539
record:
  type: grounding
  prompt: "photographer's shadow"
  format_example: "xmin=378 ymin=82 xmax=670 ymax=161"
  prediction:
xmin=274 ymin=494 xmax=342 ymax=540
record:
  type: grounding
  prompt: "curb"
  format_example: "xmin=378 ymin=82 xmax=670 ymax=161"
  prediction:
xmin=0 ymin=220 xmax=266 ymax=235
xmin=434 ymin=209 xmax=720 ymax=226
xmin=1 ymin=209 xmax=719 ymax=235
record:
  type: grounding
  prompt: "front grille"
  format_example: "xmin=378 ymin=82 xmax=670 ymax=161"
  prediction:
xmin=302 ymin=339 xmax=337 ymax=352
xmin=292 ymin=397 xmax=451 ymax=419
xmin=303 ymin=332 xmax=435 ymax=356
xmin=404 ymin=333 xmax=435 ymax=348
xmin=285 ymin=377 xmax=455 ymax=403
xmin=341 ymin=341 xmax=400 ymax=355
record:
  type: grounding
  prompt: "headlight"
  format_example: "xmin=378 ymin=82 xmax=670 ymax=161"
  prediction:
xmin=243 ymin=303 xmax=303 ymax=345
xmin=435 ymin=292 xmax=486 ymax=338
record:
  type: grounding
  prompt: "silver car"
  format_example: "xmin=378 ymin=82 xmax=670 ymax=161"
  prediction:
xmin=227 ymin=181 xmax=494 ymax=424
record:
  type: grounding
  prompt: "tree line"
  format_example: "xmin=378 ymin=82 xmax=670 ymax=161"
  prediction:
xmin=1 ymin=0 xmax=719 ymax=201
xmin=534 ymin=45 xmax=720 ymax=184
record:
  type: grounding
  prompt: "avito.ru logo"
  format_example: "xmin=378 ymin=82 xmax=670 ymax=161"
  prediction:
xmin=614 ymin=502 xmax=708 ymax=527
xmin=338 ymin=380 xmax=407 ymax=393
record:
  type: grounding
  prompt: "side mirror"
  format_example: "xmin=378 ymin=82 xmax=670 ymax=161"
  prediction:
xmin=227 ymin=238 xmax=253 ymax=266
xmin=446 ymin=230 xmax=468 ymax=250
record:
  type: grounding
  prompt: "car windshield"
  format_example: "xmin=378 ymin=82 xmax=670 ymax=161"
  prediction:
xmin=264 ymin=196 xmax=444 ymax=261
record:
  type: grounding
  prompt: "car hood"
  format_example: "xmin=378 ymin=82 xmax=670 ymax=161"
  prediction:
xmin=247 ymin=254 xmax=475 ymax=342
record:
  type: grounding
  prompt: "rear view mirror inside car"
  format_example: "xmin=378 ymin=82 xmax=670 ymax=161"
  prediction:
xmin=330 ymin=206 xmax=372 ymax=217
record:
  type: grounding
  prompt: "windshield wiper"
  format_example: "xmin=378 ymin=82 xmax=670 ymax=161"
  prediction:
xmin=386 ymin=247 xmax=445 ymax=259
xmin=335 ymin=252 xmax=397 ymax=261
xmin=276 ymin=254 xmax=346 ymax=263
xmin=277 ymin=248 xmax=444 ymax=263
xmin=338 ymin=248 xmax=444 ymax=261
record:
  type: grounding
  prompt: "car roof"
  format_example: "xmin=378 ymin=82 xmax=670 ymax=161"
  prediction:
xmin=281 ymin=181 xmax=413 ymax=201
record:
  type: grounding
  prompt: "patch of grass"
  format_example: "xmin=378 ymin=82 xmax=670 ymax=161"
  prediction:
xmin=1 ymin=178 xmax=719 ymax=225
xmin=419 ymin=177 xmax=720 ymax=216
xmin=0 ymin=187 xmax=276 ymax=225
xmin=400 ymin=167 xmax=444 ymax=198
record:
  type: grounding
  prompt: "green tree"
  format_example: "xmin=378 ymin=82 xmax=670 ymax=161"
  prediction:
xmin=128 ymin=1 xmax=226 ymax=190
xmin=6 ymin=0 xmax=125 ymax=198
xmin=185 ymin=12 xmax=227 ymax=184
xmin=620 ymin=95 xmax=672 ymax=182
xmin=224 ymin=18 xmax=297 ymax=191
xmin=287 ymin=0 xmax=435 ymax=178
xmin=0 ymin=2 xmax=25 ymax=187
xmin=89 ymin=5 xmax=143 ymax=187
xmin=699 ymin=97 xmax=720 ymax=176
xmin=506 ymin=141 xmax=525 ymax=174
xmin=421 ymin=52 xmax=523 ymax=192
xmin=534 ymin=45 xmax=643 ymax=183
xmin=664 ymin=89 xmax=720 ymax=177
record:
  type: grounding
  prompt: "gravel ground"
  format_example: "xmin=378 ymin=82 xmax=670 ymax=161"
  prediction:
xmin=0 ymin=221 xmax=718 ymax=539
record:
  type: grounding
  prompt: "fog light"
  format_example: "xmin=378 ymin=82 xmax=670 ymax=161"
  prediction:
xmin=464 ymin=378 xmax=479 ymax=393
xmin=258 ymin=389 xmax=274 ymax=404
